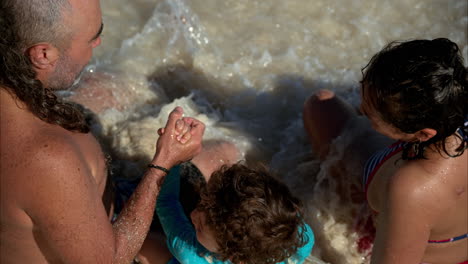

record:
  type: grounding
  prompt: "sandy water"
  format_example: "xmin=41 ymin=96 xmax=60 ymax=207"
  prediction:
xmin=69 ymin=0 xmax=467 ymax=263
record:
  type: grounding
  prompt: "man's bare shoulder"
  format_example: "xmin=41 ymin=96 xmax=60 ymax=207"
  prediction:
xmin=1 ymin=120 xmax=101 ymax=191
xmin=1 ymin=119 xmax=115 ymax=263
xmin=4 ymin=120 xmax=87 ymax=160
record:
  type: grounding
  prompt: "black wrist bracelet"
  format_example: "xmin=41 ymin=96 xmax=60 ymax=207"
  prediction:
xmin=148 ymin=164 xmax=170 ymax=174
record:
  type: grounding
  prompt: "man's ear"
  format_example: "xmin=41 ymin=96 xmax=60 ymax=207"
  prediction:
xmin=415 ymin=128 xmax=437 ymax=142
xmin=26 ymin=43 xmax=60 ymax=71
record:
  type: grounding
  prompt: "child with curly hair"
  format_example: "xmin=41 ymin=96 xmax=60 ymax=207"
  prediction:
xmin=156 ymin=161 xmax=314 ymax=264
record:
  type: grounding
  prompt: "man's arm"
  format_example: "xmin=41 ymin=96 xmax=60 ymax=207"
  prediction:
xmin=23 ymin=107 xmax=203 ymax=263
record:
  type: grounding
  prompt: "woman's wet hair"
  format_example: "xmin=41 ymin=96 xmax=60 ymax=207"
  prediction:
xmin=197 ymin=163 xmax=308 ymax=264
xmin=361 ymin=38 xmax=467 ymax=159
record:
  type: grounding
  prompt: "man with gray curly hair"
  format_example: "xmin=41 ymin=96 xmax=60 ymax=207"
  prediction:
xmin=0 ymin=0 xmax=206 ymax=263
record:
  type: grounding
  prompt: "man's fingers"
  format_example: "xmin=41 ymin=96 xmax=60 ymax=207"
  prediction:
xmin=181 ymin=117 xmax=194 ymax=126
xmin=186 ymin=118 xmax=205 ymax=136
xmin=181 ymin=117 xmax=202 ymax=135
xmin=179 ymin=130 xmax=192 ymax=144
xmin=157 ymin=128 xmax=165 ymax=136
xmin=165 ymin=107 xmax=184 ymax=132
xmin=178 ymin=121 xmax=191 ymax=140
xmin=175 ymin=119 xmax=185 ymax=135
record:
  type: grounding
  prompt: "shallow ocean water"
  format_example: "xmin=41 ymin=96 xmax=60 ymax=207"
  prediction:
xmin=69 ymin=1 xmax=467 ymax=263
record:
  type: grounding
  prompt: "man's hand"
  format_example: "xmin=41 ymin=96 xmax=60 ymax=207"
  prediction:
xmin=152 ymin=107 xmax=205 ymax=169
xmin=111 ymin=107 xmax=204 ymax=262
xmin=158 ymin=118 xmax=193 ymax=144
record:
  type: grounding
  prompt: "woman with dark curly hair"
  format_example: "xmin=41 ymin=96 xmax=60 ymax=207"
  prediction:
xmin=303 ymin=38 xmax=467 ymax=264
xmin=156 ymin=161 xmax=314 ymax=264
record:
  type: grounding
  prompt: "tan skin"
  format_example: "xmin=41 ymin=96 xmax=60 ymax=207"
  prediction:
xmin=303 ymin=89 xmax=467 ymax=264
xmin=1 ymin=0 xmax=207 ymax=263
xmin=31 ymin=0 xmax=103 ymax=90
xmin=1 ymin=86 xmax=204 ymax=263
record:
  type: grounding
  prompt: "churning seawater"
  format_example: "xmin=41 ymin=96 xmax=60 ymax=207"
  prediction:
xmin=67 ymin=0 xmax=467 ymax=263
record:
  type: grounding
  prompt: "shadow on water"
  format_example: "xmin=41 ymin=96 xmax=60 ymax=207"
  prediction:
xmin=147 ymin=63 xmax=274 ymax=165
xmin=84 ymin=61 xmax=374 ymax=263
xmin=147 ymin=63 xmax=360 ymax=163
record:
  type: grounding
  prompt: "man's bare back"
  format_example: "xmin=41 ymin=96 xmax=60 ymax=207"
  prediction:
xmin=1 ymin=86 xmax=206 ymax=263
xmin=0 ymin=89 xmax=109 ymax=262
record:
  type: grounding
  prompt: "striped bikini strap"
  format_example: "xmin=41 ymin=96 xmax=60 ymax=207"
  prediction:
xmin=428 ymin=233 xmax=468 ymax=243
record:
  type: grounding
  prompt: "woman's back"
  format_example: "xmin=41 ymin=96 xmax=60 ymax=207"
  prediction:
xmin=367 ymin=136 xmax=467 ymax=263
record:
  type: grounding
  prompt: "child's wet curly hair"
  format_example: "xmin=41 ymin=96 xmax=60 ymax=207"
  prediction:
xmin=197 ymin=163 xmax=308 ymax=264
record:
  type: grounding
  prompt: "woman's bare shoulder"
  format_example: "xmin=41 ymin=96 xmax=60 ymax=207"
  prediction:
xmin=388 ymin=157 xmax=463 ymax=217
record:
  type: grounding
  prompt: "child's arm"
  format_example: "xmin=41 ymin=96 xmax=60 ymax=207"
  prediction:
xmin=278 ymin=223 xmax=315 ymax=264
xmin=157 ymin=166 xmax=216 ymax=263
xmin=297 ymin=223 xmax=315 ymax=263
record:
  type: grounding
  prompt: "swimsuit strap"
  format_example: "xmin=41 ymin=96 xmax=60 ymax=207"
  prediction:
xmin=428 ymin=233 xmax=468 ymax=243
xmin=363 ymin=141 xmax=406 ymax=195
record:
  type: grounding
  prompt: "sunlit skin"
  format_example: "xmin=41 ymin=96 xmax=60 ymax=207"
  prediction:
xmin=1 ymin=1 xmax=205 ymax=263
xmin=31 ymin=0 xmax=103 ymax=90
xmin=1 ymin=0 xmax=106 ymax=262
xmin=54 ymin=5 xmax=103 ymax=88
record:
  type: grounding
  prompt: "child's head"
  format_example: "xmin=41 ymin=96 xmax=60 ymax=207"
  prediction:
xmin=190 ymin=163 xmax=308 ymax=264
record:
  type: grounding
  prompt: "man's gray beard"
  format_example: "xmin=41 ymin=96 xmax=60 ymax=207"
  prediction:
xmin=47 ymin=54 xmax=85 ymax=91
